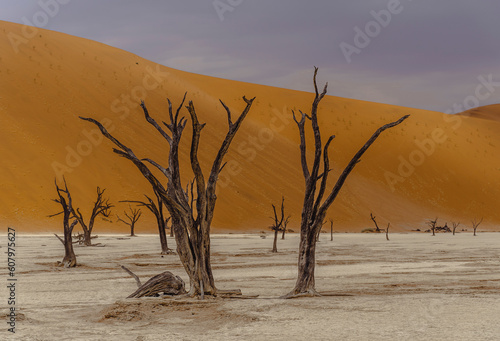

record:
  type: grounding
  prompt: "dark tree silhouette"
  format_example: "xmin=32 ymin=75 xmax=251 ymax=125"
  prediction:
xmin=269 ymin=197 xmax=290 ymax=253
xmin=427 ymin=218 xmax=438 ymax=236
xmin=284 ymin=67 xmax=409 ymax=298
xmin=329 ymin=219 xmax=333 ymax=241
xmin=73 ymin=187 xmax=113 ymax=246
xmin=281 ymin=211 xmax=290 ymax=240
xmin=117 ymin=206 xmax=142 ymax=236
xmin=452 ymin=222 xmax=460 ymax=236
xmin=386 ymin=223 xmax=390 ymax=241
xmin=49 ymin=178 xmax=78 ymax=267
xmin=80 ymin=93 xmax=254 ymax=296
xmin=370 ymin=213 xmax=382 ymax=233
xmin=472 ymin=217 xmax=483 ymax=236
xmin=122 ymin=192 xmax=174 ymax=254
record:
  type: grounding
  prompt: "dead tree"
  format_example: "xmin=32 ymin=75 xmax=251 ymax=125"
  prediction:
xmin=270 ymin=197 xmax=290 ymax=253
xmin=386 ymin=223 xmax=390 ymax=241
xmin=472 ymin=217 xmax=483 ymax=236
xmin=370 ymin=213 xmax=382 ymax=233
xmin=81 ymin=93 xmax=254 ymax=297
xmin=452 ymin=222 xmax=460 ymax=235
xmin=117 ymin=206 xmax=142 ymax=236
xmin=284 ymin=67 xmax=409 ymax=298
xmin=427 ymin=218 xmax=438 ymax=236
xmin=48 ymin=178 xmax=79 ymax=267
xmin=73 ymin=187 xmax=113 ymax=246
xmin=316 ymin=219 xmax=329 ymax=242
xmin=122 ymin=192 xmax=174 ymax=254
xmin=281 ymin=214 xmax=290 ymax=240
xmin=329 ymin=219 xmax=333 ymax=241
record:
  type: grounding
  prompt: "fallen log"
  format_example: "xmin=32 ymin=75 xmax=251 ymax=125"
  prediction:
xmin=121 ymin=266 xmax=186 ymax=298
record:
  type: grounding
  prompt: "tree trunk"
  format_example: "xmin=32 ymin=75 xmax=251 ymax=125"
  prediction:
xmin=281 ymin=227 xmax=286 ymax=240
xmin=62 ymin=220 xmax=77 ymax=267
xmin=83 ymin=229 xmax=92 ymax=246
xmin=130 ymin=223 xmax=135 ymax=237
xmin=158 ymin=219 xmax=170 ymax=254
xmin=171 ymin=217 xmax=217 ymax=296
xmin=272 ymin=229 xmax=279 ymax=252
xmin=287 ymin=225 xmax=320 ymax=297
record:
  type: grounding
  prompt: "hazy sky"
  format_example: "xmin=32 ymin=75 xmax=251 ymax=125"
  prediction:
xmin=2 ymin=0 xmax=500 ymax=112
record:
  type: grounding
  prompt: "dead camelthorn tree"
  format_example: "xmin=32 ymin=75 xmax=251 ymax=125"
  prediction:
xmin=73 ymin=187 xmax=113 ymax=246
xmin=452 ymin=222 xmax=460 ymax=235
xmin=427 ymin=218 xmax=438 ymax=236
xmin=472 ymin=217 xmax=483 ymax=236
xmin=117 ymin=206 xmax=142 ymax=237
xmin=121 ymin=192 xmax=174 ymax=254
xmin=269 ymin=197 xmax=290 ymax=253
xmin=316 ymin=219 xmax=329 ymax=242
xmin=284 ymin=67 xmax=409 ymax=298
xmin=386 ymin=223 xmax=390 ymax=241
xmin=370 ymin=213 xmax=382 ymax=233
xmin=48 ymin=178 xmax=79 ymax=267
xmin=81 ymin=93 xmax=255 ymax=297
xmin=282 ymin=212 xmax=290 ymax=240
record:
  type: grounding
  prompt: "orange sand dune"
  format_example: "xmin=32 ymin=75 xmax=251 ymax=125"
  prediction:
xmin=1 ymin=20 xmax=499 ymax=233
xmin=459 ymin=104 xmax=500 ymax=123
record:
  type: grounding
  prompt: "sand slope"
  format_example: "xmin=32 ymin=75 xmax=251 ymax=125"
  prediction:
xmin=460 ymin=104 xmax=500 ymax=123
xmin=0 ymin=20 xmax=499 ymax=233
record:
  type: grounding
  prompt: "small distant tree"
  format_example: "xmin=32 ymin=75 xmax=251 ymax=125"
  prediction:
xmin=472 ymin=217 xmax=483 ymax=236
xmin=281 ymin=214 xmax=290 ymax=240
xmin=73 ymin=187 xmax=113 ymax=246
xmin=122 ymin=192 xmax=174 ymax=254
xmin=452 ymin=222 xmax=460 ymax=235
xmin=370 ymin=213 xmax=382 ymax=233
xmin=269 ymin=197 xmax=290 ymax=253
xmin=117 ymin=206 xmax=142 ymax=236
xmin=316 ymin=220 xmax=328 ymax=242
xmin=427 ymin=218 xmax=438 ymax=236
xmin=49 ymin=178 xmax=78 ymax=267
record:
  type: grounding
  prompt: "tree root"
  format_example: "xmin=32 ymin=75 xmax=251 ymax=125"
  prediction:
xmin=216 ymin=289 xmax=243 ymax=297
xmin=280 ymin=288 xmax=322 ymax=299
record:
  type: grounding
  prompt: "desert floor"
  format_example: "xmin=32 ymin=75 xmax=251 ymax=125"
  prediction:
xmin=2 ymin=232 xmax=500 ymax=340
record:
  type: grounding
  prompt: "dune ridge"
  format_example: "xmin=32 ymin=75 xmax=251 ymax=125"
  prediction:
xmin=459 ymin=104 xmax=500 ymax=123
xmin=1 ymin=20 xmax=499 ymax=233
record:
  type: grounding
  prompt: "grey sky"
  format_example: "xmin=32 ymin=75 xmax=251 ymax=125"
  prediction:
xmin=2 ymin=0 xmax=500 ymax=112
